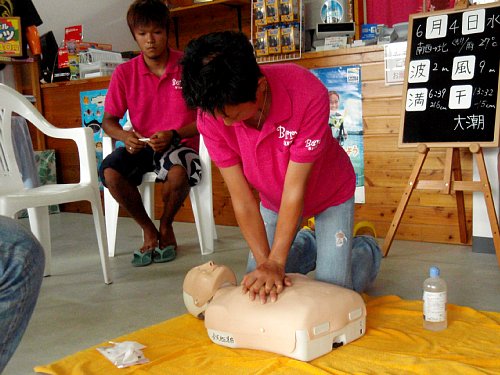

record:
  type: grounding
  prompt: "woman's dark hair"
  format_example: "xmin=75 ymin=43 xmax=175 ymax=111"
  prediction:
xmin=180 ymin=31 xmax=262 ymax=116
xmin=127 ymin=0 xmax=170 ymax=36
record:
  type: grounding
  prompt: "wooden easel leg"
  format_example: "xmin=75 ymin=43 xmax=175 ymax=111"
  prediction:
xmin=474 ymin=148 xmax=500 ymax=266
xmin=452 ymin=148 xmax=468 ymax=243
xmin=383 ymin=146 xmax=429 ymax=257
xmin=442 ymin=148 xmax=453 ymax=195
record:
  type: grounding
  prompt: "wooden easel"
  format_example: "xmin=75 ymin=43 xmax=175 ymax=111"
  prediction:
xmin=384 ymin=1 xmax=500 ymax=267
xmin=383 ymin=143 xmax=500 ymax=267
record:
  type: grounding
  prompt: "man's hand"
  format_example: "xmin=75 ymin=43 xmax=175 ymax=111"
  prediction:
xmin=124 ymin=131 xmax=146 ymax=154
xmin=241 ymin=259 xmax=292 ymax=304
xmin=149 ymin=130 xmax=174 ymax=152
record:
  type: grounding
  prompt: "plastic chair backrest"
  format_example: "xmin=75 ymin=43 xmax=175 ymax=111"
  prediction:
xmin=0 ymin=83 xmax=98 ymax=190
xmin=0 ymin=85 xmax=28 ymax=195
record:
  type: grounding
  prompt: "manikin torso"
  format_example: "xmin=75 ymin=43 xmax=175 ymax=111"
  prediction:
xmin=183 ymin=262 xmax=366 ymax=361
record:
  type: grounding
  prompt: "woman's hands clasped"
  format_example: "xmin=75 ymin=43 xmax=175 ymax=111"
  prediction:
xmin=241 ymin=259 xmax=292 ymax=304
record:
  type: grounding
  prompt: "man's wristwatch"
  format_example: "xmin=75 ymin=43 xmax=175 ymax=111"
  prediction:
xmin=170 ymin=129 xmax=181 ymax=147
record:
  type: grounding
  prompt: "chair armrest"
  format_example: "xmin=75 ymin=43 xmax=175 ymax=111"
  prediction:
xmin=102 ymin=134 xmax=114 ymax=158
xmin=1 ymin=84 xmax=99 ymax=186
xmin=74 ymin=127 xmax=100 ymax=186
xmin=33 ymin=120 xmax=98 ymax=186
xmin=38 ymin=125 xmax=99 ymax=186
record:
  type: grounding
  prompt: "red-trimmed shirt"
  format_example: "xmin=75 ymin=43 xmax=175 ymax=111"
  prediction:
xmin=198 ymin=63 xmax=355 ymax=217
xmin=105 ymin=49 xmax=198 ymax=150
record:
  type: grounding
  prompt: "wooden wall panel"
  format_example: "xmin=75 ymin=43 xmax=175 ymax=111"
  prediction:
xmin=299 ymin=48 xmax=385 ymax=69
xmin=170 ymin=3 xmax=252 ymax=50
xmin=363 ymin=98 xmax=403 ymax=117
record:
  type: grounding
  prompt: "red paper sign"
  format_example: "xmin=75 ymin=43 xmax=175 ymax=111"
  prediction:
xmin=64 ymin=25 xmax=83 ymax=43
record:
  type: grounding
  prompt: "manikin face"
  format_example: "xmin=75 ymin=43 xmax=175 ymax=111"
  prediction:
xmin=183 ymin=261 xmax=237 ymax=318
xmin=133 ymin=23 xmax=168 ymax=60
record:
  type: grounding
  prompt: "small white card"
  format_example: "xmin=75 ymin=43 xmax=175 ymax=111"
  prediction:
xmin=324 ymin=36 xmax=347 ymax=50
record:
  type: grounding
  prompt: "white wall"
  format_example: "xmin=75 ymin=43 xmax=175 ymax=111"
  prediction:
xmin=473 ymin=149 xmax=500 ymax=239
xmin=32 ymin=0 xmax=136 ymax=52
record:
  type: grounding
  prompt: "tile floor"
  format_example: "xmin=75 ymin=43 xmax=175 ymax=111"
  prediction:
xmin=4 ymin=212 xmax=500 ymax=374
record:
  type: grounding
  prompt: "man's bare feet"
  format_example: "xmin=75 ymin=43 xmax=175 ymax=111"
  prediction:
xmin=140 ymin=226 xmax=159 ymax=253
xmin=159 ymin=223 xmax=177 ymax=250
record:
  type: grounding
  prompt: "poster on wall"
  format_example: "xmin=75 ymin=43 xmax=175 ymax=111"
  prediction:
xmin=310 ymin=65 xmax=365 ymax=203
xmin=80 ymin=89 xmax=107 ymax=190
xmin=0 ymin=17 xmax=22 ymax=57
xmin=79 ymin=89 xmax=128 ymax=190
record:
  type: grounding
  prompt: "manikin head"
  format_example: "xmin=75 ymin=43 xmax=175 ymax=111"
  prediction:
xmin=183 ymin=261 xmax=237 ymax=319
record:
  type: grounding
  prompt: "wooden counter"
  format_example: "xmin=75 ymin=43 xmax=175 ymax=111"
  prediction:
xmin=40 ymin=45 xmax=472 ymax=245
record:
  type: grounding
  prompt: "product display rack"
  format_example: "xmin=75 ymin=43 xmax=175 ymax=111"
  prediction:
xmin=251 ymin=0 xmax=304 ymax=63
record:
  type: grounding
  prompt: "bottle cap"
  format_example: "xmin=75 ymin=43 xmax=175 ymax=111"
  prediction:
xmin=429 ymin=266 xmax=440 ymax=277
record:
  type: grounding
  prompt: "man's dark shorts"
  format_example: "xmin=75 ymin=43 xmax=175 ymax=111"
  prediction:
xmin=99 ymin=145 xmax=202 ymax=188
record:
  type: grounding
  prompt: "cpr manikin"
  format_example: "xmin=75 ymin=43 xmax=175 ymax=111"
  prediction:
xmin=183 ymin=261 xmax=366 ymax=361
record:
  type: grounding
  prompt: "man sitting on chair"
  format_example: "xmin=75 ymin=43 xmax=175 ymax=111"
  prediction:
xmin=99 ymin=0 xmax=200 ymax=267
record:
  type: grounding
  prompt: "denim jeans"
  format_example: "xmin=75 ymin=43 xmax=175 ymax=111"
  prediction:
xmin=246 ymin=198 xmax=382 ymax=293
xmin=0 ymin=216 xmax=45 ymax=373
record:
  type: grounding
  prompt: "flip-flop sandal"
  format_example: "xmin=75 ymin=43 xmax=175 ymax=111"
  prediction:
xmin=131 ymin=249 xmax=153 ymax=267
xmin=153 ymin=245 xmax=176 ymax=263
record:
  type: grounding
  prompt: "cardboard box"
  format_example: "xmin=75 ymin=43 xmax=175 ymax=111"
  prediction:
xmin=361 ymin=24 xmax=378 ymax=41
xmin=254 ymin=0 xmax=267 ymax=26
xmin=281 ymin=25 xmax=299 ymax=53
xmin=265 ymin=0 xmax=280 ymax=23
xmin=280 ymin=0 xmax=299 ymax=22
xmin=255 ymin=30 xmax=269 ymax=56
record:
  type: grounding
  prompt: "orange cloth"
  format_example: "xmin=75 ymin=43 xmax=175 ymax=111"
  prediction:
xmin=35 ymin=295 xmax=500 ymax=374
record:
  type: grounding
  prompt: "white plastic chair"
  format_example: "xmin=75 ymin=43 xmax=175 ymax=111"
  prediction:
xmin=0 ymin=83 xmax=112 ymax=284
xmin=102 ymin=122 xmax=216 ymax=257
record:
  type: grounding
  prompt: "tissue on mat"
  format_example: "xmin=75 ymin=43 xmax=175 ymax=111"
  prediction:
xmin=97 ymin=341 xmax=149 ymax=368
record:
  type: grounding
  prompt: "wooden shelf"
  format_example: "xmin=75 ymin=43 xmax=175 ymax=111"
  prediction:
xmin=40 ymin=75 xmax=111 ymax=89
xmin=0 ymin=57 xmax=41 ymax=112
xmin=169 ymin=0 xmax=248 ymax=15
xmin=0 ymin=56 xmax=37 ymax=64
xmin=170 ymin=0 xmax=250 ymax=48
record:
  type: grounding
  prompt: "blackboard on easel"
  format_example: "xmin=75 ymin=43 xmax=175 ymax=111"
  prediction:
xmin=399 ymin=2 xmax=500 ymax=148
